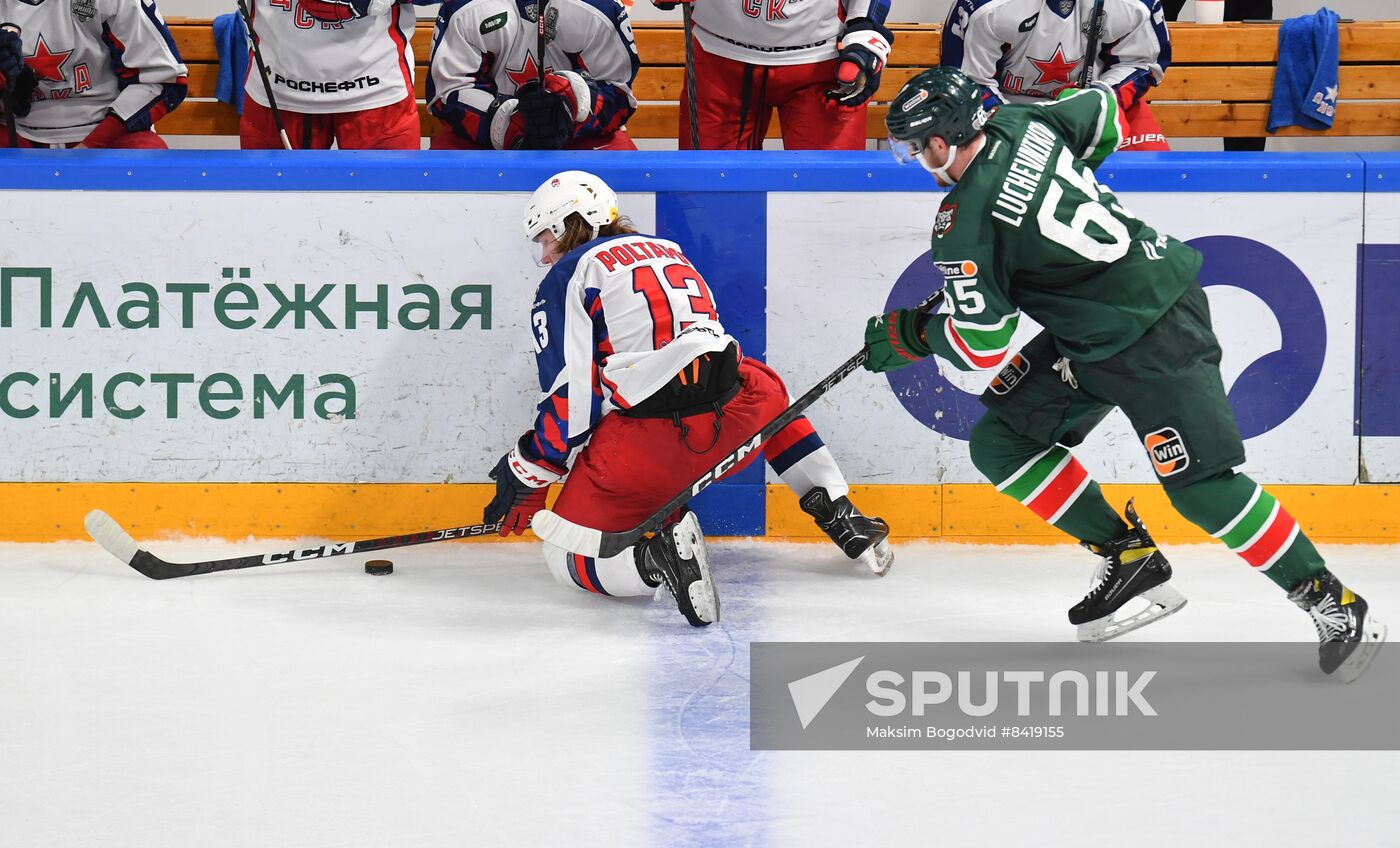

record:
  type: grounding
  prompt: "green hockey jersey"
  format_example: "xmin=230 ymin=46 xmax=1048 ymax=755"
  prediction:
xmin=923 ymin=85 xmax=1202 ymax=369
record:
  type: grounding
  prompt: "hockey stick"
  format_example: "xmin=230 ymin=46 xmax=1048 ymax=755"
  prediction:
xmin=536 ymin=0 xmax=548 ymax=83
xmin=236 ymin=0 xmax=293 ymax=150
xmin=682 ymin=4 xmax=699 ymax=149
xmin=532 ymin=289 xmax=947 ymax=558
xmin=84 ymin=509 xmax=503 ymax=580
xmin=1078 ymin=0 xmax=1107 ymax=88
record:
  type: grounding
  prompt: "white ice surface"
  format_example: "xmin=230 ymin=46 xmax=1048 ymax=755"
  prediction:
xmin=1 ymin=538 xmax=1397 ymax=847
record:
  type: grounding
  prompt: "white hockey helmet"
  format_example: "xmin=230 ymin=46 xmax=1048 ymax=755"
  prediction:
xmin=522 ymin=170 xmax=619 ymax=242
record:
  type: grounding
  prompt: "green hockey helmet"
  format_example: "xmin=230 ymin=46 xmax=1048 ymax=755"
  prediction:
xmin=886 ymin=67 xmax=989 ymax=167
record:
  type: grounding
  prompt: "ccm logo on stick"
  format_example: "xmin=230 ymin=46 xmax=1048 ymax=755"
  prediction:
xmin=262 ymin=542 xmax=356 ymax=564
xmin=691 ymin=434 xmax=763 ymax=496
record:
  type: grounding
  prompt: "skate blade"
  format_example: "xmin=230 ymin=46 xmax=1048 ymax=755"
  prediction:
xmin=674 ymin=517 xmax=719 ymax=626
xmin=1336 ymin=617 xmax=1387 ymax=684
xmin=857 ymin=540 xmax=894 ymax=577
xmin=1077 ymin=584 xmax=1188 ymax=643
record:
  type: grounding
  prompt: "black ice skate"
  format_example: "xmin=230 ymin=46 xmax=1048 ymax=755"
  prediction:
xmin=799 ymin=487 xmax=894 ymax=576
xmin=1070 ymin=500 xmax=1187 ymax=642
xmin=1288 ymin=571 xmax=1387 ymax=683
xmin=635 ymin=511 xmax=719 ymax=627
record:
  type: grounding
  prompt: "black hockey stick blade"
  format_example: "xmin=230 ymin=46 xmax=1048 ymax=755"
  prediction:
xmin=84 ymin=509 xmax=503 ymax=580
xmin=532 ymin=289 xmax=947 ymax=558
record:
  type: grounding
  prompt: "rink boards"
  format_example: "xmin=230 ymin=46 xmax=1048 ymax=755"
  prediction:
xmin=0 ymin=151 xmax=1397 ymax=543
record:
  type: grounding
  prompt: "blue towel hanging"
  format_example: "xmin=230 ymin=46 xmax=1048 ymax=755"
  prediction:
xmin=1268 ymin=8 xmax=1341 ymax=133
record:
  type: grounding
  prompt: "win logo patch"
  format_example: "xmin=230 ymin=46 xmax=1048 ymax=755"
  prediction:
xmin=989 ymin=353 xmax=1029 ymax=395
xmin=1145 ymin=427 xmax=1189 ymax=477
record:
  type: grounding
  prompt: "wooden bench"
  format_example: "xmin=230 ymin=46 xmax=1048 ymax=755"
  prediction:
xmin=156 ymin=19 xmax=1400 ymax=140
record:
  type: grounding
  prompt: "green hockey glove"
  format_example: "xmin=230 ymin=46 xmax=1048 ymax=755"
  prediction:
xmin=864 ymin=308 xmax=933 ymax=372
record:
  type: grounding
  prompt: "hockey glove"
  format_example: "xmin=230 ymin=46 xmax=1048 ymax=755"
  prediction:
xmin=826 ymin=19 xmax=893 ymax=108
xmin=297 ymin=0 xmax=392 ymax=23
xmin=483 ymin=434 xmax=565 ymax=536
xmin=0 ymin=28 xmax=35 ymax=118
xmin=651 ymin=0 xmax=692 ymax=11
xmin=864 ymin=307 xmax=933 ymax=373
xmin=515 ymin=80 xmax=575 ymax=150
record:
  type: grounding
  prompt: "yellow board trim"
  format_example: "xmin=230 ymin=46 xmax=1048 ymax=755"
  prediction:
xmin=767 ymin=483 xmax=1400 ymax=545
xmin=0 ymin=482 xmax=1396 ymax=544
xmin=0 ymin=483 xmax=503 ymax=543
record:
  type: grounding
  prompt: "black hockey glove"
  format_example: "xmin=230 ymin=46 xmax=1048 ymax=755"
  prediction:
xmin=515 ymin=81 xmax=574 ymax=150
xmin=483 ymin=434 xmax=566 ymax=536
xmin=826 ymin=19 xmax=894 ymax=108
xmin=0 ymin=28 xmax=36 ymax=118
xmin=651 ymin=0 xmax=692 ymax=10
xmin=864 ymin=307 xmax=933 ymax=373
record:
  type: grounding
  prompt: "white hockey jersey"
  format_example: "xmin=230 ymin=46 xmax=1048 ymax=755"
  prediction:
xmin=526 ymin=232 xmax=736 ymax=468
xmin=243 ymin=0 xmax=422 ymax=113
xmin=941 ymin=0 xmax=1169 ymax=106
xmin=4 ymin=0 xmax=186 ymax=145
xmin=428 ymin=0 xmax=638 ymax=149
xmin=690 ymin=0 xmax=891 ymax=66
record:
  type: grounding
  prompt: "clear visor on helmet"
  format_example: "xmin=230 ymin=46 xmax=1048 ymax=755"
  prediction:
xmin=529 ymin=231 xmax=553 ymax=267
xmin=889 ymin=134 xmax=925 ymax=166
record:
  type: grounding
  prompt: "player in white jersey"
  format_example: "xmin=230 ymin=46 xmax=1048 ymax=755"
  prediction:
xmin=428 ymin=0 xmax=638 ymax=150
xmin=0 ymin=0 xmax=185 ymax=148
xmin=483 ymin=171 xmax=893 ymax=626
xmin=941 ymin=0 xmax=1171 ymax=150
xmin=651 ymin=0 xmax=893 ymax=150
xmin=240 ymin=0 xmax=432 ymax=149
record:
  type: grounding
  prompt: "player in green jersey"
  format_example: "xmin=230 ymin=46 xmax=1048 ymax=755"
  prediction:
xmin=863 ymin=66 xmax=1385 ymax=680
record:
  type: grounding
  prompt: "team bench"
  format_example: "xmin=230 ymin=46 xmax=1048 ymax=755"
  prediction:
xmin=155 ymin=19 xmax=1400 ymax=141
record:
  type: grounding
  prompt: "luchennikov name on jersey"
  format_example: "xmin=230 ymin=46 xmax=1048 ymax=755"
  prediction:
xmin=990 ymin=120 xmax=1057 ymax=227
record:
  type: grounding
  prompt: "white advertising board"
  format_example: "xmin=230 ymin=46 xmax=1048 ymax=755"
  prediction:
xmin=766 ymin=191 xmax=1363 ymax=485
xmin=0 ymin=191 xmax=656 ymax=482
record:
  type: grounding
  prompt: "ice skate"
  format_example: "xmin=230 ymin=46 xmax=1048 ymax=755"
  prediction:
xmin=1070 ymin=500 xmax=1186 ymax=642
xmin=635 ymin=511 xmax=719 ymax=627
xmin=799 ymin=487 xmax=894 ymax=576
xmin=1288 ymin=571 xmax=1387 ymax=683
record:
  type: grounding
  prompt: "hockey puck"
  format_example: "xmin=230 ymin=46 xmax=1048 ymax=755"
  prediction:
xmin=365 ymin=559 xmax=394 ymax=576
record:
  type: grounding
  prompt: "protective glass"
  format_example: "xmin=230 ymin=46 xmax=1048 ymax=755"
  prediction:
xmin=889 ymin=135 xmax=924 ymax=166
xmin=530 ymin=233 xmax=552 ymax=267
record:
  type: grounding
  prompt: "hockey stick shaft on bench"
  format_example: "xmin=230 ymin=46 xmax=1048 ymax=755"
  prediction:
xmin=85 ymin=509 xmax=502 ymax=580
xmin=1078 ymin=0 xmax=1106 ymax=88
xmin=531 ymin=289 xmax=947 ymax=558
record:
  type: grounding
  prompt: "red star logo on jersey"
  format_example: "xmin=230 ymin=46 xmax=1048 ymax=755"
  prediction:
xmin=26 ymin=35 xmax=72 ymax=83
xmin=1028 ymin=43 xmax=1080 ymax=87
xmin=505 ymin=52 xmax=551 ymax=91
